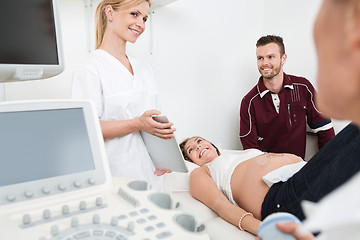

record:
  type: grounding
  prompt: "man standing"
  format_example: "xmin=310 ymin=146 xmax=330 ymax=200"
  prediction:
xmin=239 ymin=35 xmax=334 ymax=159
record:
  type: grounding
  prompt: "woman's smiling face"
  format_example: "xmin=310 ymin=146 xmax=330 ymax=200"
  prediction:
xmin=184 ymin=137 xmax=219 ymax=166
xmin=106 ymin=1 xmax=150 ymax=44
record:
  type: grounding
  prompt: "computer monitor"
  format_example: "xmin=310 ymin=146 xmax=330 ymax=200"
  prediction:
xmin=0 ymin=100 xmax=111 ymax=205
xmin=0 ymin=0 xmax=64 ymax=82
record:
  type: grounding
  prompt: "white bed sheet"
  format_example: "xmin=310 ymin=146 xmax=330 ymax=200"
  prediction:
xmin=170 ymin=191 xmax=255 ymax=240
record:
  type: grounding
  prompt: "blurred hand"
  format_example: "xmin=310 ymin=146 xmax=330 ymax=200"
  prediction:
xmin=154 ymin=169 xmax=172 ymax=176
xmin=255 ymin=222 xmax=315 ymax=240
xmin=138 ymin=110 xmax=176 ymax=139
xmin=276 ymin=222 xmax=315 ymax=240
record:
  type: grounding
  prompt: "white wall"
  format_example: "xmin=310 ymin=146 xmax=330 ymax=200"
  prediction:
xmin=3 ymin=0 xmax=349 ymax=151
xmin=140 ymin=0 xmax=264 ymax=149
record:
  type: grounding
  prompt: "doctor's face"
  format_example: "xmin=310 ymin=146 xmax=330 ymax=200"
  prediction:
xmin=107 ymin=1 xmax=150 ymax=44
xmin=314 ymin=0 xmax=360 ymax=121
xmin=183 ymin=137 xmax=219 ymax=166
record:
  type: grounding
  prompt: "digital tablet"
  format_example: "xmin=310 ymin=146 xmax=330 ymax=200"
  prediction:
xmin=140 ymin=116 xmax=188 ymax=173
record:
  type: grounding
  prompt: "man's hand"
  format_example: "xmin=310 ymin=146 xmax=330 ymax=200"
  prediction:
xmin=276 ymin=222 xmax=315 ymax=240
xmin=255 ymin=222 xmax=315 ymax=240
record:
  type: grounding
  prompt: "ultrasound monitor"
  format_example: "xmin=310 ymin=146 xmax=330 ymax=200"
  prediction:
xmin=0 ymin=100 xmax=111 ymax=205
xmin=0 ymin=0 xmax=64 ymax=82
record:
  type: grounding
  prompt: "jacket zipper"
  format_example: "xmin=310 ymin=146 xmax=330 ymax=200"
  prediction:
xmin=288 ymin=104 xmax=292 ymax=127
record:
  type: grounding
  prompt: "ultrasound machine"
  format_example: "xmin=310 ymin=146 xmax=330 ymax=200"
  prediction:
xmin=0 ymin=100 xmax=209 ymax=240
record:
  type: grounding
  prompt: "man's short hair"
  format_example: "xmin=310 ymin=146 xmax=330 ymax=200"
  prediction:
xmin=256 ymin=35 xmax=285 ymax=56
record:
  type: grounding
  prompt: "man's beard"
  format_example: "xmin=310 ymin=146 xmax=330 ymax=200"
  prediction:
xmin=260 ymin=63 xmax=281 ymax=79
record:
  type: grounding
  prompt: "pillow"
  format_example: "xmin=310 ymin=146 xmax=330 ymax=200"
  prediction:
xmin=165 ymin=148 xmax=229 ymax=192
xmin=165 ymin=160 xmax=198 ymax=192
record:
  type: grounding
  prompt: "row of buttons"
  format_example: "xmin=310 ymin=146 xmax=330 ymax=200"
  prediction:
xmin=45 ymin=228 xmax=171 ymax=240
xmin=21 ymin=197 xmax=104 ymax=226
xmin=43 ymin=207 xmax=172 ymax=240
xmin=7 ymin=178 xmax=97 ymax=202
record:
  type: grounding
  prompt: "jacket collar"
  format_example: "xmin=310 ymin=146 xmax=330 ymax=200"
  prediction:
xmin=257 ymin=73 xmax=294 ymax=98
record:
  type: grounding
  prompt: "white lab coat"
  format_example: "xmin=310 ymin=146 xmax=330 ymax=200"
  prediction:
xmin=72 ymin=49 xmax=162 ymax=188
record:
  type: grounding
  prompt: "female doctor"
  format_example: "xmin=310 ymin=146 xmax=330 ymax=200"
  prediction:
xmin=72 ymin=0 xmax=175 ymax=188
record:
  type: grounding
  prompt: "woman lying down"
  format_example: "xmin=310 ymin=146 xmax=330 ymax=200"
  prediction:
xmin=179 ymin=130 xmax=360 ymax=236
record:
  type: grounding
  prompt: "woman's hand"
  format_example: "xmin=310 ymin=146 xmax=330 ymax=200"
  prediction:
xmin=138 ymin=110 xmax=176 ymax=139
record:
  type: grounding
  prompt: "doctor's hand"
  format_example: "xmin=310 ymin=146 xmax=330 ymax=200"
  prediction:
xmin=138 ymin=110 xmax=176 ymax=139
xmin=276 ymin=222 xmax=315 ymax=240
xmin=255 ymin=222 xmax=315 ymax=240
xmin=154 ymin=169 xmax=172 ymax=176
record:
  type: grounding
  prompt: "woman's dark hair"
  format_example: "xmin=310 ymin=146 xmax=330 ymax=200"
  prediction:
xmin=179 ymin=136 xmax=221 ymax=163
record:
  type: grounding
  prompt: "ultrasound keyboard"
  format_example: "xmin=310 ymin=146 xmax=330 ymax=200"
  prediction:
xmin=0 ymin=100 xmax=209 ymax=240
xmin=0 ymin=178 xmax=209 ymax=240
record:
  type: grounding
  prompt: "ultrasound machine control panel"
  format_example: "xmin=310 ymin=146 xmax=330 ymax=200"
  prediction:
xmin=0 ymin=100 xmax=209 ymax=240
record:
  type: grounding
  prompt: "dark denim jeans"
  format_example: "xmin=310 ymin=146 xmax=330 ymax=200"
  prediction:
xmin=261 ymin=123 xmax=360 ymax=221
